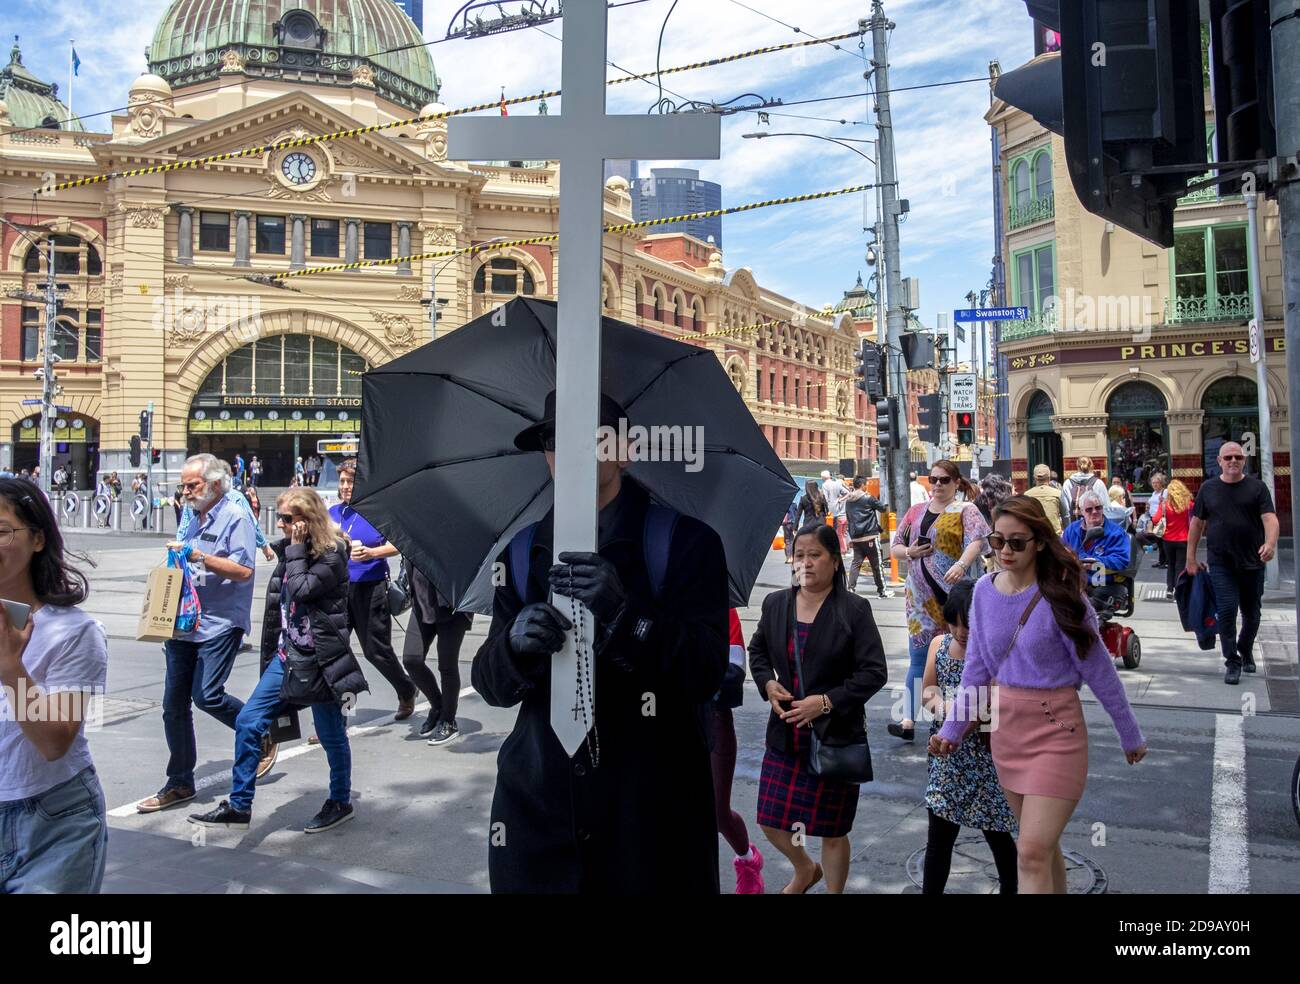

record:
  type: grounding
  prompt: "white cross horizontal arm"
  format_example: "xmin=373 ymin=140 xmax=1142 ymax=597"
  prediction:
xmin=448 ymin=115 xmax=722 ymax=167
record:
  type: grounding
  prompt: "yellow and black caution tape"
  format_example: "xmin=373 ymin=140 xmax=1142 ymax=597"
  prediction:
xmin=273 ymin=184 xmax=871 ymax=281
xmin=676 ymin=318 xmax=785 ymax=344
xmin=605 ymin=30 xmax=861 ymax=89
xmin=50 ymin=29 xmax=863 ymax=193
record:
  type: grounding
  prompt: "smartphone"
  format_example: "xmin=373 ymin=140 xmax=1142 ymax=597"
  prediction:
xmin=2 ymin=599 xmax=31 ymax=631
xmin=915 ymin=535 xmax=932 ymax=548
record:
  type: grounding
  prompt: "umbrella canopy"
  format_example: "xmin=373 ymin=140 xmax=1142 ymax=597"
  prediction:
xmin=353 ymin=297 xmax=797 ymax=614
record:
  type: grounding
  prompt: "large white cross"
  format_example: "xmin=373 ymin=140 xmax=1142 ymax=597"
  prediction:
xmin=447 ymin=0 xmax=721 ymax=756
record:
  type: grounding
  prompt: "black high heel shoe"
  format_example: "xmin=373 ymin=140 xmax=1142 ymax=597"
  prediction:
xmin=887 ymin=722 xmax=915 ymax=741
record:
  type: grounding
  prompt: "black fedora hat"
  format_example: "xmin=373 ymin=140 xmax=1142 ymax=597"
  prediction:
xmin=513 ymin=389 xmax=629 ymax=452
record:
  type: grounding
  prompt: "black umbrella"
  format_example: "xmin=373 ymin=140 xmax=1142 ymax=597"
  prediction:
xmin=353 ymin=297 xmax=797 ymax=614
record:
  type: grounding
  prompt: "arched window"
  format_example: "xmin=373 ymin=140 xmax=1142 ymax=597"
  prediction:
xmin=1034 ymin=152 xmax=1052 ymax=200
xmin=1106 ymin=382 xmax=1168 ymax=494
xmin=473 ymin=256 xmax=537 ymax=297
xmin=1013 ymin=159 xmax=1031 ymax=208
xmin=23 ymin=245 xmax=40 ymax=273
xmin=1201 ymin=376 xmax=1260 ymax=479
xmin=652 ymin=289 xmax=662 ymax=323
xmin=674 ymin=295 xmax=684 ymax=329
xmin=1027 ymin=389 xmax=1055 ymax=420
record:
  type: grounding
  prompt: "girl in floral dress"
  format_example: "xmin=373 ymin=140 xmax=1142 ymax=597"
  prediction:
xmin=888 ymin=459 xmax=989 ymax=740
xmin=921 ymin=580 xmax=1018 ymax=893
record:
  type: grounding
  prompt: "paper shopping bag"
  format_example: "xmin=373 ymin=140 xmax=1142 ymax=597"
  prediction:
xmin=136 ymin=563 xmax=184 ymax=642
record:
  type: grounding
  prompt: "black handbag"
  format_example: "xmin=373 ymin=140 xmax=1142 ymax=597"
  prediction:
xmin=386 ymin=558 xmax=411 ymax=616
xmin=279 ymin=644 xmax=335 ymax=705
xmin=790 ymin=595 xmax=873 ymax=784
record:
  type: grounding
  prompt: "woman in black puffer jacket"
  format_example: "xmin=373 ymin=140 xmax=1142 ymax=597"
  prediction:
xmin=188 ymin=488 xmax=368 ymax=834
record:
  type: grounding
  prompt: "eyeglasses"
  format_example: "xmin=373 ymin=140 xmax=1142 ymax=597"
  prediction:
xmin=0 ymin=526 xmax=35 ymax=547
xmin=1221 ymin=455 xmax=1245 ymax=462
xmin=276 ymin=513 xmax=296 ymax=524
xmin=1083 ymin=506 xmax=1103 ymax=514
xmin=180 ymin=480 xmax=206 ymax=492
xmin=929 ymin=475 xmax=953 ymax=486
xmin=987 ymin=533 xmax=1035 ymax=552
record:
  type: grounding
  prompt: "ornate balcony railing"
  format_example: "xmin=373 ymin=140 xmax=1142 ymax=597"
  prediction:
xmin=998 ymin=307 xmax=1059 ymax=341
xmin=1164 ymin=292 xmax=1252 ymax=324
xmin=1008 ymin=194 xmax=1055 ymax=230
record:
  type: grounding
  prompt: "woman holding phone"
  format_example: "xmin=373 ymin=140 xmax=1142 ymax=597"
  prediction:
xmin=0 ymin=478 xmax=108 ymax=893
xmin=888 ymin=460 xmax=988 ymax=741
xmin=190 ymin=488 xmax=368 ymax=832
xmin=930 ymin=497 xmax=1147 ymax=894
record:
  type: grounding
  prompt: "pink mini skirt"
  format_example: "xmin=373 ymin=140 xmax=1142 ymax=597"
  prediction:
xmin=990 ymin=685 xmax=1088 ymax=802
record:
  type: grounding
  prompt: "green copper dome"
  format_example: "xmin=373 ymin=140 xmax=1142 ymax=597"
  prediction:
xmin=148 ymin=0 xmax=439 ymax=111
xmin=0 ymin=37 xmax=86 ymax=132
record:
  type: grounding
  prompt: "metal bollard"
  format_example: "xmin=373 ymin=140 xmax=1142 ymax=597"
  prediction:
xmin=81 ymin=496 xmax=90 ymax=528
xmin=111 ymin=499 xmax=121 ymax=531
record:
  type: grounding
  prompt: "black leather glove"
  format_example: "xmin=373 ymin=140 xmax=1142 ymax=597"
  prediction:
xmin=508 ymin=603 xmax=572 ymax=657
xmin=550 ymin=552 xmax=626 ymax=624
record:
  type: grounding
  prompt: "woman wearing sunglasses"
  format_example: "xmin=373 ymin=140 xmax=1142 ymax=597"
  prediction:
xmin=888 ymin=460 xmax=988 ymax=741
xmin=930 ymin=496 xmax=1147 ymax=894
xmin=189 ymin=489 xmax=368 ymax=833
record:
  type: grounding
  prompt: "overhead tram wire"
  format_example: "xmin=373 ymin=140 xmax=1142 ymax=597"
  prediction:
xmin=44 ymin=29 xmax=865 ymax=193
xmin=722 ymin=0 xmax=864 ymax=65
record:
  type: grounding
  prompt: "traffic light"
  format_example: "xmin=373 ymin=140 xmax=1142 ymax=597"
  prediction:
xmin=150 ymin=448 xmax=161 ymax=465
xmin=856 ymin=341 xmax=884 ymax=401
xmin=999 ymin=0 xmax=1207 ymax=246
xmin=129 ymin=435 xmax=142 ymax=468
xmin=917 ymin=393 xmax=943 ymax=446
xmin=875 ymin=397 xmax=901 ymax=450
xmin=956 ymin=412 xmax=975 ymax=448
xmin=139 ymin=409 xmax=151 ymax=441
xmin=1210 ymin=0 xmax=1275 ymax=166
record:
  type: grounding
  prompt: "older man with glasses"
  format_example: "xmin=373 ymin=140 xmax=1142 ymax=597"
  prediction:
xmin=1063 ymin=491 xmax=1131 ymax=619
xmin=137 ymin=453 xmax=259 ymax=813
xmin=1185 ymin=442 xmax=1279 ymax=685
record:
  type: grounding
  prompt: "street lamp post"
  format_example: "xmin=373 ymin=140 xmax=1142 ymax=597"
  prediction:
xmin=742 ymin=131 xmax=892 ymax=482
xmin=427 ymin=235 xmax=515 ymax=338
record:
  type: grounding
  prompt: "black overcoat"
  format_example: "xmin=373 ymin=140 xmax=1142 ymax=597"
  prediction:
xmin=747 ymin=587 xmax=888 ymax=757
xmin=471 ymin=478 xmax=729 ymax=894
xmin=259 ymin=538 xmax=369 ymax=702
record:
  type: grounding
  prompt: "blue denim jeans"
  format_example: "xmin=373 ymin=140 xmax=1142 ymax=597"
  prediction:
xmin=162 ymin=628 xmax=246 ymax=791
xmin=1207 ymin=564 xmax=1266 ymax=668
xmin=903 ymin=638 xmax=930 ymax=724
xmin=230 ymin=657 xmax=351 ymax=813
xmin=1 ymin=766 xmax=106 ymax=893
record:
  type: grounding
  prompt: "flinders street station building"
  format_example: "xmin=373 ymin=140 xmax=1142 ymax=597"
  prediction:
xmin=0 ymin=0 xmax=865 ymax=488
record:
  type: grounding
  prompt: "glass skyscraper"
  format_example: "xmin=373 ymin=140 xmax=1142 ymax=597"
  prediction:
xmin=391 ymin=0 xmax=423 ymax=31
xmin=632 ymin=168 xmax=723 ymax=248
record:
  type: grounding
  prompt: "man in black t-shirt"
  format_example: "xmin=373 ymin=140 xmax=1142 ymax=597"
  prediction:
xmin=1185 ymin=442 xmax=1280 ymax=685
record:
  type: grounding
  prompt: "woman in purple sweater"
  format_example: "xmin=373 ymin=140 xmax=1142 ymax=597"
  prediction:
xmin=929 ymin=496 xmax=1147 ymax=894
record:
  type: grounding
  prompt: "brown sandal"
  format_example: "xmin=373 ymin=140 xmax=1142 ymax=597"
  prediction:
xmin=782 ymin=863 xmax=824 ymax=894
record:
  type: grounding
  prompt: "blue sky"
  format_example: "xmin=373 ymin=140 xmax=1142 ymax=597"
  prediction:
xmin=6 ymin=0 xmax=1036 ymax=331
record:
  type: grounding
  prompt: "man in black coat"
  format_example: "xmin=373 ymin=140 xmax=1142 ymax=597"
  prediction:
xmin=472 ymin=393 xmax=729 ymax=894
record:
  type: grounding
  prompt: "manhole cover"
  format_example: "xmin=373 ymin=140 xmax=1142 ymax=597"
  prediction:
xmin=906 ymin=834 xmax=1107 ymax=894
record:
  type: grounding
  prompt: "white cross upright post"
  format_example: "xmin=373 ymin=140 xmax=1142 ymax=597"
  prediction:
xmin=447 ymin=0 xmax=720 ymax=756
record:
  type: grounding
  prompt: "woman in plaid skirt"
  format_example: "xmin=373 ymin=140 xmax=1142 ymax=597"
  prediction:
xmin=748 ymin=523 xmax=888 ymax=893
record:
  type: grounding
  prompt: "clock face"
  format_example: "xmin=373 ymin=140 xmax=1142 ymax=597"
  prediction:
xmin=281 ymin=152 xmax=317 ymax=185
